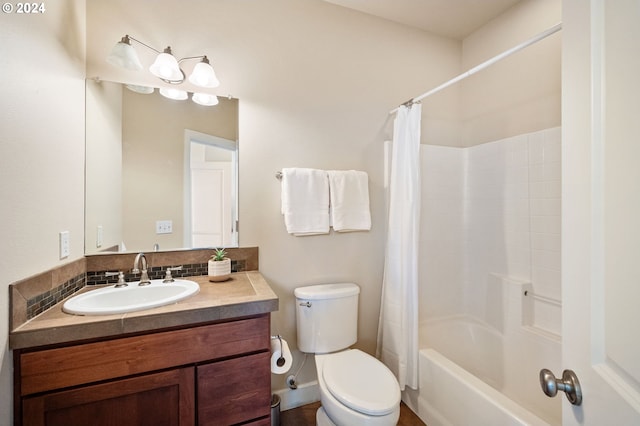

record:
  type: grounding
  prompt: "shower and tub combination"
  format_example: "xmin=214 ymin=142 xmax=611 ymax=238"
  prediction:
xmin=379 ymin=23 xmax=564 ymax=425
xmin=399 ymin=128 xmax=563 ymax=425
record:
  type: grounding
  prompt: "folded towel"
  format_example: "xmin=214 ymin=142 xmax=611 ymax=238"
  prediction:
xmin=327 ymin=170 xmax=371 ymax=232
xmin=281 ymin=168 xmax=330 ymax=235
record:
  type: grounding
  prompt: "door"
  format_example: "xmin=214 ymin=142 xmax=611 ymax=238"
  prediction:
xmin=562 ymin=0 xmax=640 ymax=424
xmin=190 ymin=157 xmax=231 ymax=247
xmin=183 ymin=130 xmax=238 ymax=248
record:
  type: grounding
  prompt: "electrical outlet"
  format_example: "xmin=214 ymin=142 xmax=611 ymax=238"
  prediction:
xmin=156 ymin=220 xmax=173 ymax=234
xmin=59 ymin=231 xmax=70 ymax=258
xmin=97 ymin=225 xmax=103 ymax=248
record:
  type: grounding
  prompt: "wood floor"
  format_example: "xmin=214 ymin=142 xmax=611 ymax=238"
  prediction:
xmin=280 ymin=401 xmax=426 ymax=426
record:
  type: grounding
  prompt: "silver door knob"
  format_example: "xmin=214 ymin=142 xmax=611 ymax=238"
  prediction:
xmin=539 ymin=368 xmax=583 ymax=406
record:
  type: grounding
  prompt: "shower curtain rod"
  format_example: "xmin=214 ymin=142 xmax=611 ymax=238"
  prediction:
xmin=389 ymin=22 xmax=562 ymax=115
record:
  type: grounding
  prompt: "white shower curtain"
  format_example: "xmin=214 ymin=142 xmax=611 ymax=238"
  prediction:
xmin=377 ymin=103 xmax=421 ymax=390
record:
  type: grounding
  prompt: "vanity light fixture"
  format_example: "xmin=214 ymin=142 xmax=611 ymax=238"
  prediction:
xmin=107 ymin=35 xmax=143 ymax=70
xmin=188 ymin=57 xmax=220 ymax=88
xmin=149 ymin=47 xmax=184 ymax=83
xmin=107 ymin=34 xmax=220 ymax=88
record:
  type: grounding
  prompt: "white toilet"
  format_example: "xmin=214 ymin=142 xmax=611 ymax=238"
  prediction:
xmin=294 ymin=283 xmax=401 ymax=426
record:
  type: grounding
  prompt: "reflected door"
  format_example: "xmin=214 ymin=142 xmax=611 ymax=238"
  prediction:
xmin=190 ymin=159 xmax=231 ymax=247
xmin=184 ymin=132 xmax=237 ymax=248
xmin=189 ymin=141 xmax=233 ymax=247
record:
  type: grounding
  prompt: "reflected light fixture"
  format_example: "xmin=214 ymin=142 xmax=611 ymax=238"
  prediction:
xmin=107 ymin=34 xmax=220 ymax=88
xmin=125 ymin=84 xmax=154 ymax=94
xmin=192 ymin=93 xmax=219 ymax=106
xmin=159 ymin=87 xmax=188 ymax=100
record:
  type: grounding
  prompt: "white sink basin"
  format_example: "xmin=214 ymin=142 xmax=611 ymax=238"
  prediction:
xmin=63 ymin=279 xmax=200 ymax=316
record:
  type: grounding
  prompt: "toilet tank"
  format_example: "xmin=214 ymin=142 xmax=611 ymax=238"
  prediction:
xmin=294 ymin=283 xmax=360 ymax=354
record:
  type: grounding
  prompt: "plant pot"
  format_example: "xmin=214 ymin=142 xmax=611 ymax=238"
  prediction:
xmin=208 ymin=258 xmax=231 ymax=282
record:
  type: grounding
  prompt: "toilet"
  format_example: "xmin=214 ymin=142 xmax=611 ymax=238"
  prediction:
xmin=294 ymin=283 xmax=401 ymax=426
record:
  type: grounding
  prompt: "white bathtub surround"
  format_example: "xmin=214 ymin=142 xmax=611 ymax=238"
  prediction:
xmin=465 ymin=127 xmax=562 ymax=335
xmin=378 ymin=103 xmax=422 ymax=391
xmin=420 ymin=127 xmax=562 ymax=335
xmin=413 ymin=127 xmax=562 ymax=425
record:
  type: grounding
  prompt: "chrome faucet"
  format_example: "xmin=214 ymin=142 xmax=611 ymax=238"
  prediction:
xmin=132 ymin=252 xmax=151 ymax=286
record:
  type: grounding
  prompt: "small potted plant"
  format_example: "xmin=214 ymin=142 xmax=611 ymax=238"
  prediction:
xmin=208 ymin=248 xmax=231 ymax=282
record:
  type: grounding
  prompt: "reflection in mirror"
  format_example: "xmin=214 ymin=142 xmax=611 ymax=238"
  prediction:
xmin=85 ymin=79 xmax=238 ymax=255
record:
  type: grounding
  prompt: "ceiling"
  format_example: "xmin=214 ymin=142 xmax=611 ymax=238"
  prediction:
xmin=323 ymin=0 xmax=522 ymax=39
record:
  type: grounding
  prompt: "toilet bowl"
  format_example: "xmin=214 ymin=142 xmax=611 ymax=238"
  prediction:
xmin=315 ymin=349 xmax=400 ymax=426
xmin=294 ymin=283 xmax=401 ymax=426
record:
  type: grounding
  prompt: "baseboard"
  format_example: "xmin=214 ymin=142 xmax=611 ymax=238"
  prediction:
xmin=273 ymin=380 xmax=320 ymax=411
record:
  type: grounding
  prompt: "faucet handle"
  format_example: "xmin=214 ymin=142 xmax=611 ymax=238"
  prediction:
xmin=106 ymin=271 xmax=128 ymax=288
xmin=163 ymin=266 xmax=183 ymax=283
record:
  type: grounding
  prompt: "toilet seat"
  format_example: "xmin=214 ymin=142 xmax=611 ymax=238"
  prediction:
xmin=322 ymin=349 xmax=400 ymax=416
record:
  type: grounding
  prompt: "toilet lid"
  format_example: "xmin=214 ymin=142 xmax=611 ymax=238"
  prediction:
xmin=322 ymin=349 xmax=400 ymax=416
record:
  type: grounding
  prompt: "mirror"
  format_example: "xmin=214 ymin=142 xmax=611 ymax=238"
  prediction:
xmin=85 ymin=79 xmax=239 ymax=255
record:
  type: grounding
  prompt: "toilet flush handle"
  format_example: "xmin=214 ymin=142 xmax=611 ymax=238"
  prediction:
xmin=299 ymin=301 xmax=312 ymax=307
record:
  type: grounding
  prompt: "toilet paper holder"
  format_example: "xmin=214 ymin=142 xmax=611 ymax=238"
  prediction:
xmin=271 ymin=335 xmax=286 ymax=367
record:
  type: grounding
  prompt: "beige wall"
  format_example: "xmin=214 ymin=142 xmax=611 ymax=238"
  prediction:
xmin=0 ymin=1 xmax=86 ymax=422
xmin=460 ymin=0 xmax=561 ymax=146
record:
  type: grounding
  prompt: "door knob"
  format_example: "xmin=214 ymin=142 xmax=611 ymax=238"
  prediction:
xmin=539 ymin=368 xmax=583 ymax=406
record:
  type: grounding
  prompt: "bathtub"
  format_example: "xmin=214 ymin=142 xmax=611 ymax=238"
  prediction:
xmin=410 ymin=348 xmax=548 ymax=426
xmin=403 ymin=314 xmax=561 ymax=425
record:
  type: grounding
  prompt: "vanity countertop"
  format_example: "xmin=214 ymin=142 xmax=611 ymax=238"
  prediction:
xmin=9 ymin=271 xmax=278 ymax=350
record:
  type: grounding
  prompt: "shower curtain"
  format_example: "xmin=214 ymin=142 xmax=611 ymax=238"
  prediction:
xmin=377 ymin=103 xmax=421 ymax=390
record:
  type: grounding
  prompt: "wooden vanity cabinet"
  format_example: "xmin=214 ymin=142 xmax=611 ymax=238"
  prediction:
xmin=22 ymin=367 xmax=195 ymax=426
xmin=14 ymin=314 xmax=271 ymax=426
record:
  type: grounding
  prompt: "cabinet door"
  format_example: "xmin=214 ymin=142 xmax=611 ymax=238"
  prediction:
xmin=23 ymin=367 xmax=194 ymax=426
xmin=198 ymin=352 xmax=271 ymax=425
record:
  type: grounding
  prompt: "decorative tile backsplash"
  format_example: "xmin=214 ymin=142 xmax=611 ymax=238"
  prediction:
xmin=10 ymin=247 xmax=258 ymax=329
xmin=86 ymin=259 xmax=247 ymax=286
xmin=26 ymin=273 xmax=85 ymax=319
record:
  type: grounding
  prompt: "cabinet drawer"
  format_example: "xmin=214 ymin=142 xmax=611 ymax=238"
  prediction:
xmin=198 ymin=351 xmax=271 ymax=425
xmin=19 ymin=315 xmax=269 ymax=396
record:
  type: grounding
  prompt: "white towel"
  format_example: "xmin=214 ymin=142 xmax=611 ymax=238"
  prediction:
xmin=327 ymin=170 xmax=371 ymax=232
xmin=281 ymin=168 xmax=330 ymax=235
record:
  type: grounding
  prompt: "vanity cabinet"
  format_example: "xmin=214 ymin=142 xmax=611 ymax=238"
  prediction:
xmin=14 ymin=314 xmax=271 ymax=426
